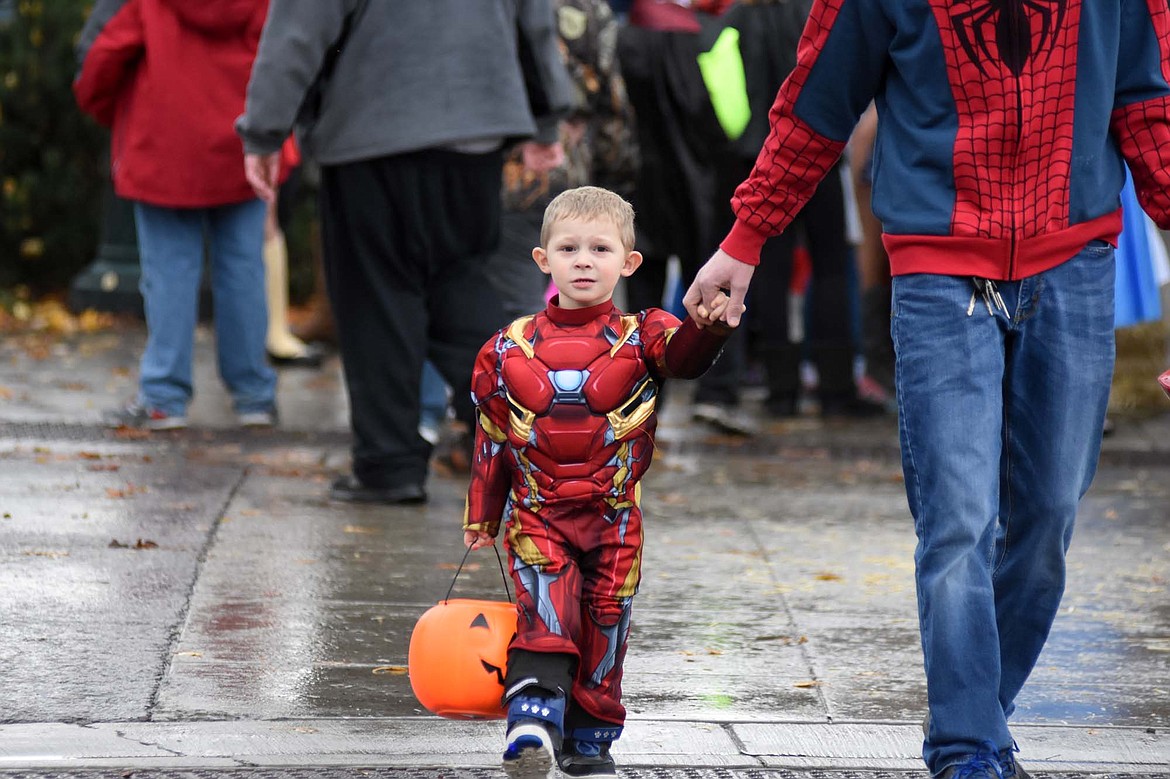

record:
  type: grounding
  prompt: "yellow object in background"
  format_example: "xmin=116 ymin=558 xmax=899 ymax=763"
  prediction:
xmin=697 ymin=27 xmax=750 ymax=141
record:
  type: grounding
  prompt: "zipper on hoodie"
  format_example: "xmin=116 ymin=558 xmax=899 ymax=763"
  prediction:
xmin=1006 ymin=0 xmax=1025 ymax=281
xmin=1008 ymin=90 xmax=1021 ymax=281
xmin=996 ymin=0 xmax=1034 ymax=279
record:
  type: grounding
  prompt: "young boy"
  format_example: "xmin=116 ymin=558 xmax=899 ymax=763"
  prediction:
xmin=463 ymin=186 xmax=734 ymax=778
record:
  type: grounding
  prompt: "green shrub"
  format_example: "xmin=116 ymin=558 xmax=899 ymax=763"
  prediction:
xmin=0 ymin=0 xmax=107 ymax=295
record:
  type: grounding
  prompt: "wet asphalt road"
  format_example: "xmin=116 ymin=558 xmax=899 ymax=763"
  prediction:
xmin=0 ymin=325 xmax=1168 ymax=775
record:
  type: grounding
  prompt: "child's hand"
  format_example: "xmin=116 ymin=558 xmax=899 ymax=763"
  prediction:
xmin=464 ymin=529 xmax=494 ymax=550
xmin=696 ymin=290 xmax=740 ymax=336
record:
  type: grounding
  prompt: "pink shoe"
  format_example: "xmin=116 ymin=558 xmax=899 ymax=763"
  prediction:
xmin=1159 ymin=369 xmax=1170 ymax=400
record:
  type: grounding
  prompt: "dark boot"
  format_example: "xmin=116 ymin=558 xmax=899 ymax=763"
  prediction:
xmin=761 ymin=342 xmax=803 ymax=417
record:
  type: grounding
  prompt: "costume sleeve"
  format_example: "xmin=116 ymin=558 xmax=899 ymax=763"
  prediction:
xmin=464 ymin=336 xmax=513 ymax=537
xmin=235 ymin=0 xmax=356 ymax=156
xmin=1110 ymin=0 xmax=1170 ymax=229
xmin=722 ymin=0 xmax=889 ymax=264
xmin=640 ymin=309 xmax=729 ymax=381
xmin=72 ymin=0 xmax=143 ymax=127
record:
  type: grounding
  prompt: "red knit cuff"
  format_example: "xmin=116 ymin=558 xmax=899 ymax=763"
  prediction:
xmin=719 ymin=220 xmax=767 ymax=266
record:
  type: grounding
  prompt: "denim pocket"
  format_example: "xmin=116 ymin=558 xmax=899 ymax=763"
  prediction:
xmin=1082 ymin=238 xmax=1114 ymax=257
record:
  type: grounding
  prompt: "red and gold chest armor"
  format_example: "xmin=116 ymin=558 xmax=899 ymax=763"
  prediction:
xmin=465 ymin=299 xmax=726 ymax=535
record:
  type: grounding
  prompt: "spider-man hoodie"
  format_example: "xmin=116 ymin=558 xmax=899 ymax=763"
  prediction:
xmin=73 ymin=0 xmax=292 ymax=208
xmin=722 ymin=0 xmax=1170 ymax=281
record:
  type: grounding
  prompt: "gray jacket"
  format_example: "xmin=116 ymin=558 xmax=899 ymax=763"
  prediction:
xmin=236 ymin=0 xmax=573 ymax=165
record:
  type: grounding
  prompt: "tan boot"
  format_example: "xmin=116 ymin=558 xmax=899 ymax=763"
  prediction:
xmin=264 ymin=233 xmax=323 ymax=367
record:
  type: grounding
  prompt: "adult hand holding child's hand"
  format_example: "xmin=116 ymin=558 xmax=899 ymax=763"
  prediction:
xmin=695 ymin=289 xmax=740 ymax=336
xmin=684 ymin=248 xmax=754 ymax=328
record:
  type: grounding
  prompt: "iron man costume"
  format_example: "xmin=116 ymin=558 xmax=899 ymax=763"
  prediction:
xmin=464 ymin=297 xmax=726 ymax=730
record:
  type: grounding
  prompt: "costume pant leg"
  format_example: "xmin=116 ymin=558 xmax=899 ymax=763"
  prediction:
xmin=570 ymin=502 xmax=642 ymax=727
xmin=506 ymin=508 xmax=586 ymax=692
xmin=506 ymin=503 xmax=643 ymax=728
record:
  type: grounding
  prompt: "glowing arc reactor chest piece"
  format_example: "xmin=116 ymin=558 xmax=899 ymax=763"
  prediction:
xmin=549 ymin=369 xmax=589 ymax=404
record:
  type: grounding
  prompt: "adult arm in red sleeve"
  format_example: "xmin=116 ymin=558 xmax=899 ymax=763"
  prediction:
xmin=1111 ymin=0 xmax=1170 ymax=229
xmin=687 ymin=0 xmax=888 ymax=325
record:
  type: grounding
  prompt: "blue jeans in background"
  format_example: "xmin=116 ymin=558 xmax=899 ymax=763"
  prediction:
xmin=418 ymin=360 xmax=450 ymax=445
xmin=891 ymin=242 xmax=1115 ymax=775
xmin=134 ymin=199 xmax=276 ymax=416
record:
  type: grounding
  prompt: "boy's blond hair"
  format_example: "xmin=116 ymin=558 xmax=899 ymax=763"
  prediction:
xmin=540 ymin=186 xmax=636 ymax=252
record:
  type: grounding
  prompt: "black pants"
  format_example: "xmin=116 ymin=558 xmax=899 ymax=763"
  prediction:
xmin=696 ymin=156 xmax=856 ymax=406
xmin=319 ymin=149 xmax=505 ymax=488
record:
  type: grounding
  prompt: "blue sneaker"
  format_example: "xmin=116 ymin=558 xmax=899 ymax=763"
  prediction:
xmin=935 ymin=745 xmax=1006 ymax=778
xmin=558 ymin=739 xmax=617 ymax=777
xmin=999 ymin=744 xmax=1033 ymax=779
xmin=502 ymin=691 xmax=564 ymax=779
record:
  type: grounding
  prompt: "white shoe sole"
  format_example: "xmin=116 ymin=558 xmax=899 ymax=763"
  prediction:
xmin=691 ymin=403 xmax=754 ymax=437
xmin=236 ymin=412 xmax=276 ymax=428
xmin=502 ymin=722 xmax=555 ymax=779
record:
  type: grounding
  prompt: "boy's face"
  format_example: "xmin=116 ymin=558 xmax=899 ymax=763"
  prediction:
xmin=533 ymin=217 xmax=642 ymax=310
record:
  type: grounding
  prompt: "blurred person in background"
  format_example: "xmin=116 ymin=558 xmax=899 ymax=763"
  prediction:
xmin=263 ymin=147 xmax=326 ymax=370
xmin=847 ymin=103 xmax=896 ymax=408
xmin=691 ymin=0 xmax=885 ymax=433
xmin=75 ymin=0 xmax=287 ymax=431
xmin=616 ymin=0 xmax=729 ymax=317
xmin=236 ymin=1 xmax=572 ymax=505
xmin=485 ymin=0 xmax=638 ymax=324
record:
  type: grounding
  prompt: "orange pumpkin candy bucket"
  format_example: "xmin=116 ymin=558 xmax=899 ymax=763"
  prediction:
xmin=408 ymin=546 xmax=516 ymax=719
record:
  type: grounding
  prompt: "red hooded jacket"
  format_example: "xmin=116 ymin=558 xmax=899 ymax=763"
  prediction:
xmin=74 ymin=0 xmax=293 ymax=208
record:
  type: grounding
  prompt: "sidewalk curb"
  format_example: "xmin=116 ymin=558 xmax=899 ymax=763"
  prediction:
xmin=1 ymin=719 xmax=1166 ymax=774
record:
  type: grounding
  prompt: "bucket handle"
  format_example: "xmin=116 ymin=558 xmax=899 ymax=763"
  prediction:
xmin=444 ymin=543 xmax=513 ymax=605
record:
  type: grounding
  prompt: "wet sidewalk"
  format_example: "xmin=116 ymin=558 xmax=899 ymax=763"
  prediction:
xmin=1 ymin=324 xmax=1168 ymax=776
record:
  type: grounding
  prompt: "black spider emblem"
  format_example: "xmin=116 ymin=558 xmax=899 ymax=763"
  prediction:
xmin=952 ymin=0 xmax=1068 ymax=77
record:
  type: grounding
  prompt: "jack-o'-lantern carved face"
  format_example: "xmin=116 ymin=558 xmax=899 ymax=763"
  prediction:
xmin=408 ymin=599 xmax=516 ymax=719
xmin=468 ymin=611 xmax=507 ymax=685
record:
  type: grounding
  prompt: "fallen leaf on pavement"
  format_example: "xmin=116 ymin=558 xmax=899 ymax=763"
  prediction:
xmin=372 ymin=665 xmax=408 ymax=675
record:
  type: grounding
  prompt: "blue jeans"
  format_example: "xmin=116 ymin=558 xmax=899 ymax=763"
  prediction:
xmin=419 ymin=360 xmax=449 ymax=434
xmin=891 ymin=243 xmax=1115 ymax=775
xmin=134 ymin=200 xmax=276 ymax=415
